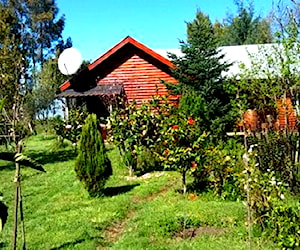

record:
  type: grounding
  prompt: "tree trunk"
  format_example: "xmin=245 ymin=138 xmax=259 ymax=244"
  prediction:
xmin=182 ymin=171 xmax=187 ymax=195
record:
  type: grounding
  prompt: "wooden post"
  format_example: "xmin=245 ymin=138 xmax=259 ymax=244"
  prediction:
xmin=12 ymin=171 xmax=19 ymax=250
xmin=12 ymin=141 xmax=24 ymax=250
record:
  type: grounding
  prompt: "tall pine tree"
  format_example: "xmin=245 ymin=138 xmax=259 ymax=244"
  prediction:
xmin=169 ymin=11 xmax=236 ymax=137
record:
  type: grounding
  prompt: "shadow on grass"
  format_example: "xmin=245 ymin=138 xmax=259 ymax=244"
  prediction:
xmin=102 ymin=183 xmax=140 ymax=197
xmin=0 ymin=161 xmax=15 ymax=171
xmin=27 ymin=149 xmax=77 ymax=165
xmin=50 ymin=237 xmax=98 ymax=250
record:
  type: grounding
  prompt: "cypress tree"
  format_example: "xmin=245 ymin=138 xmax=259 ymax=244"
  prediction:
xmin=75 ymin=114 xmax=112 ymax=197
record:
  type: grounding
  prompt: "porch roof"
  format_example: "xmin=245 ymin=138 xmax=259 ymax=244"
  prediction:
xmin=57 ymin=84 xmax=124 ymax=98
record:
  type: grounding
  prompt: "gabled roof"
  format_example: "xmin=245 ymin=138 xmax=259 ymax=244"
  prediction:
xmin=89 ymin=36 xmax=174 ymax=70
xmin=59 ymin=36 xmax=174 ymax=92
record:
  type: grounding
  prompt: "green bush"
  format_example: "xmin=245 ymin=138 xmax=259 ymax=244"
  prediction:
xmin=54 ymin=106 xmax=88 ymax=146
xmin=241 ymin=150 xmax=299 ymax=249
xmin=192 ymin=139 xmax=244 ymax=200
xmin=266 ymin=200 xmax=300 ymax=249
xmin=107 ymin=97 xmax=172 ymax=175
xmin=135 ymin=146 xmax=161 ymax=176
xmin=248 ymin=131 xmax=300 ymax=194
xmin=75 ymin=114 xmax=112 ymax=197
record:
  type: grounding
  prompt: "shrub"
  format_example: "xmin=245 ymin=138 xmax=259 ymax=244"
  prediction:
xmin=156 ymin=113 xmax=208 ymax=194
xmin=247 ymin=131 xmax=300 ymax=194
xmin=107 ymin=97 xmax=172 ymax=175
xmin=266 ymin=199 xmax=300 ymax=249
xmin=241 ymin=148 xmax=299 ymax=249
xmin=192 ymin=139 xmax=244 ymax=200
xmin=75 ymin=114 xmax=112 ymax=197
xmin=135 ymin=146 xmax=161 ymax=176
xmin=54 ymin=106 xmax=88 ymax=147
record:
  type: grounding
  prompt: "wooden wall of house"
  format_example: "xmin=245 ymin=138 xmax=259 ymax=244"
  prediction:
xmin=277 ymin=98 xmax=297 ymax=130
xmin=243 ymin=98 xmax=298 ymax=131
xmin=97 ymin=54 xmax=177 ymax=105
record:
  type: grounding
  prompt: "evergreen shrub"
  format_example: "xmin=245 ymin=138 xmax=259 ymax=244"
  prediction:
xmin=75 ymin=114 xmax=112 ymax=197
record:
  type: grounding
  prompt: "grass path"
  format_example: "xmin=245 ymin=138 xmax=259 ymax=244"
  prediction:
xmin=0 ymin=135 xmax=278 ymax=249
xmin=98 ymin=176 xmax=179 ymax=249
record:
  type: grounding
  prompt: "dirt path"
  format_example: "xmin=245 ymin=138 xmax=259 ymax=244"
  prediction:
xmin=96 ymin=176 xmax=178 ymax=249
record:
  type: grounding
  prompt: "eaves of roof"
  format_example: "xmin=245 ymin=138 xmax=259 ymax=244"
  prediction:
xmin=59 ymin=36 xmax=175 ymax=92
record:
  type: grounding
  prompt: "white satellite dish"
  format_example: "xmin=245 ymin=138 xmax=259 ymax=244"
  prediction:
xmin=58 ymin=47 xmax=82 ymax=75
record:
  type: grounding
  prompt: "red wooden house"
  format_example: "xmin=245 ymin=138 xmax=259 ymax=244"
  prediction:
xmin=59 ymin=36 xmax=297 ymax=131
xmin=59 ymin=36 xmax=177 ymax=117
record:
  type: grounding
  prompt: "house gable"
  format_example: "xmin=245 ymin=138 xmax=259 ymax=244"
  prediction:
xmin=98 ymin=53 xmax=176 ymax=104
xmin=60 ymin=36 xmax=177 ymax=104
xmin=59 ymin=36 xmax=177 ymax=104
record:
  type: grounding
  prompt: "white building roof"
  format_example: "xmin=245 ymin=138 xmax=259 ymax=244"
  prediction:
xmin=154 ymin=43 xmax=298 ymax=78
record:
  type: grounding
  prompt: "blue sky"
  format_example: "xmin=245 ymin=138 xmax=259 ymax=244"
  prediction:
xmin=57 ymin=0 xmax=276 ymax=62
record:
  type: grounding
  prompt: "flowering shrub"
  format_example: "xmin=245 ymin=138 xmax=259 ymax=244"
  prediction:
xmin=247 ymin=131 xmax=300 ymax=194
xmin=54 ymin=107 xmax=88 ymax=147
xmin=241 ymin=145 xmax=299 ymax=248
xmin=156 ymin=113 xmax=208 ymax=194
xmin=107 ymin=97 xmax=173 ymax=175
xmin=107 ymin=96 xmax=209 ymax=189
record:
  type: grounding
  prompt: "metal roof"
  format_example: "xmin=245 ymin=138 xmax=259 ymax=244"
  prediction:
xmin=154 ymin=43 xmax=299 ymax=78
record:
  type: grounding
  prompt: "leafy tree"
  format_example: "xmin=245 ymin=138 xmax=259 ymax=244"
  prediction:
xmin=0 ymin=0 xmax=68 ymax=123
xmin=75 ymin=114 xmax=112 ymax=197
xmin=169 ymin=10 xmax=236 ymax=138
xmin=235 ymin=4 xmax=300 ymax=130
xmin=0 ymin=2 xmax=24 ymax=110
xmin=214 ymin=0 xmax=273 ymax=46
xmin=157 ymin=114 xmax=208 ymax=194
xmin=26 ymin=0 xmax=66 ymax=67
xmin=25 ymin=39 xmax=73 ymax=124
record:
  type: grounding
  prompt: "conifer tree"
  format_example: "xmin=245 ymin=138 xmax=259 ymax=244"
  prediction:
xmin=75 ymin=114 xmax=112 ymax=197
xmin=169 ymin=11 xmax=236 ymax=137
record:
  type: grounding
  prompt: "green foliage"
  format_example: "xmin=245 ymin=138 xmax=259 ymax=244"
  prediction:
xmin=107 ymin=97 xmax=173 ymax=175
xmin=54 ymin=107 xmax=88 ymax=146
xmin=266 ymin=200 xmax=300 ymax=249
xmin=169 ymin=10 xmax=236 ymax=138
xmin=0 ymin=0 xmax=69 ymax=136
xmin=0 ymin=2 xmax=24 ymax=110
xmin=75 ymin=114 xmax=112 ymax=197
xmin=24 ymin=0 xmax=66 ymax=67
xmin=155 ymin=113 xmax=208 ymax=194
xmin=214 ymin=0 xmax=273 ymax=46
xmin=192 ymin=139 xmax=244 ymax=200
xmin=242 ymin=143 xmax=299 ymax=249
xmin=248 ymin=132 xmax=300 ymax=193
xmin=235 ymin=4 xmax=300 ymax=129
xmin=25 ymin=39 xmax=72 ymax=122
xmin=108 ymin=97 xmax=210 ymax=193
xmin=136 ymin=146 xmax=161 ymax=175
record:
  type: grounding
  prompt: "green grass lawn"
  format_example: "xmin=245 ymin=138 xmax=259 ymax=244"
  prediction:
xmin=0 ymin=135 xmax=278 ymax=249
